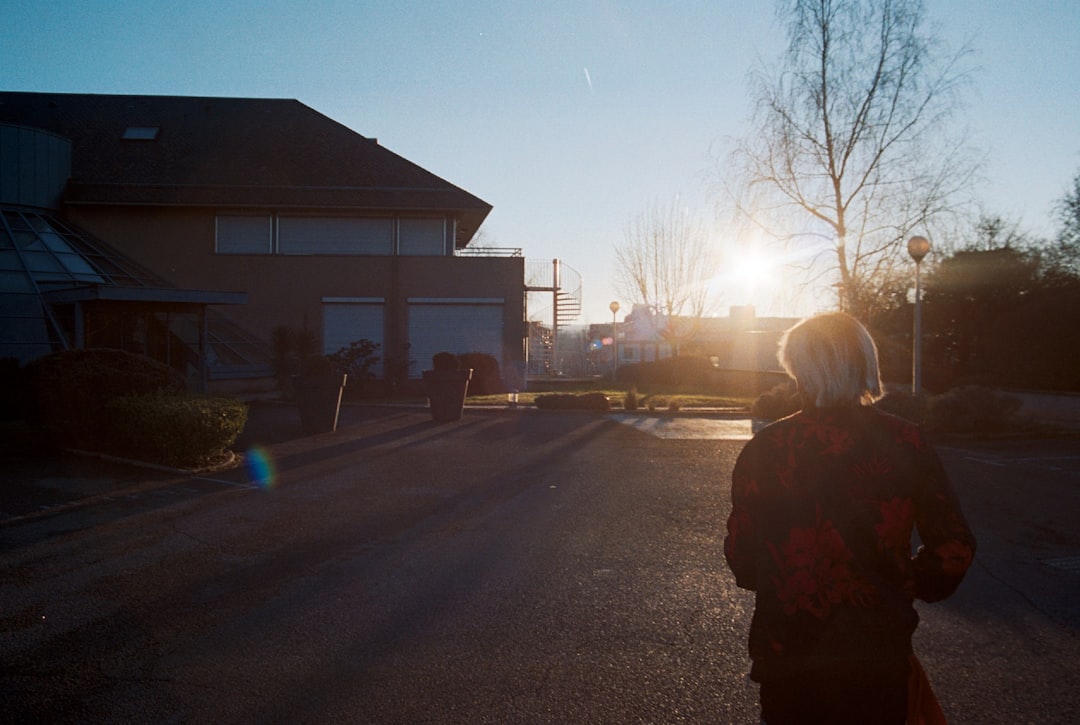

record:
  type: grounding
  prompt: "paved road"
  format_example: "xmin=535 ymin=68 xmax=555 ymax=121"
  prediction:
xmin=2 ymin=406 xmax=1078 ymax=723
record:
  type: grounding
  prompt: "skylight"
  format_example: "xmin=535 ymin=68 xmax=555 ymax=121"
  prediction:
xmin=121 ymin=126 xmax=159 ymax=140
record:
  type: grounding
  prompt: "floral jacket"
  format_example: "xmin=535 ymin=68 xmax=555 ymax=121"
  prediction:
xmin=724 ymin=406 xmax=976 ymax=682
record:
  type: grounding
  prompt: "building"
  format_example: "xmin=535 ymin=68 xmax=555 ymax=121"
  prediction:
xmin=0 ymin=91 xmax=525 ymax=392
xmin=587 ymin=304 xmax=798 ymax=387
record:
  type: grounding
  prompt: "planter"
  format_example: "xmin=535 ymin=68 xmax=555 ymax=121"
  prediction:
xmin=422 ymin=368 xmax=473 ymax=422
xmin=293 ymin=373 xmax=347 ymax=433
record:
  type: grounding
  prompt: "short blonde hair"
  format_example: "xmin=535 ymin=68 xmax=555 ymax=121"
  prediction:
xmin=778 ymin=312 xmax=883 ymax=407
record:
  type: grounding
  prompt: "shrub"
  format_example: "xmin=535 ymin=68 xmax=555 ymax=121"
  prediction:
xmin=874 ymin=392 xmax=931 ymax=425
xmin=25 ymin=348 xmax=185 ymax=450
xmin=327 ymin=338 xmax=380 ymax=381
xmin=299 ymin=354 xmax=340 ymax=376
xmin=271 ymin=325 xmax=318 ymax=387
xmin=617 ymin=355 xmax=715 ymax=387
xmin=432 ymin=352 xmax=460 ymax=371
xmin=106 ymin=393 xmax=248 ymax=468
xmin=458 ymin=352 xmax=502 ymax=395
xmin=534 ymin=392 xmax=610 ymax=412
xmin=927 ymin=385 xmax=1022 ymax=434
xmin=750 ymin=381 xmax=801 ymax=421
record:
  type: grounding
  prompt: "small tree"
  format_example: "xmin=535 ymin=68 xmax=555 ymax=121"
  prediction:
xmin=1044 ymin=170 xmax=1080 ymax=282
xmin=614 ymin=197 xmax=717 ymax=350
xmin=327 ymin=339 xmax=381 ymax=381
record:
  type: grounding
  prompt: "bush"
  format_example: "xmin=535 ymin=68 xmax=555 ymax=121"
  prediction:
xmin=927 ymin=385 xmax=1022 ymax=434
xmin=874 ymin=392 xmax=931 ymax=425
xmin=327 ymin=338 xmax=380 ymax=381
xmin=26 ymin=348 xmax=185 ymax=450
xmin=432 ymin=352 xmax=459 ymax=371
xmin=458 ymin=352 xmax=502 ymax=395
xmin=750 ymin=381 xmax=801 ymax=421
xmin=106 ymin=393 xmax=248 ymax=468
xmin=534 ymin=392 xmax=610 ymax=412
xmin=617 ymin=355 xmax=715 ymax=387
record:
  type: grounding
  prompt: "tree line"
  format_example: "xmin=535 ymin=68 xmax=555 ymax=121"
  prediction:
xmin=613 ymin=0 xmax=1080 ymax=392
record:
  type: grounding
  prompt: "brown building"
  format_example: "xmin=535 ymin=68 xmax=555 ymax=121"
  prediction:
xmin=0 ymin=92 xmax=525 ymax=391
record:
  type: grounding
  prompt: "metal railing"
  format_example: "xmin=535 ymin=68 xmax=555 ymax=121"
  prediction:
xmin=455 ymin=247 xmax=523 ymax=257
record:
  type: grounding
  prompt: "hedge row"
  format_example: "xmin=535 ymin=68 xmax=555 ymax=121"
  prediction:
xmin=104 ymin=393 xmax=248 ymax=468
xmin=23 ymin=349 xmax=247 ymax=468
xmin=750 ymin=382 xmax=1025 ymax=435
xmin=534 ymin=392 xmax=611 ymax=412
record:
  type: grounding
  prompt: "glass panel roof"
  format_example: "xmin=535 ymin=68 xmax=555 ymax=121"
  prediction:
xmin=0 ymin=206 xmax=270 ymax=374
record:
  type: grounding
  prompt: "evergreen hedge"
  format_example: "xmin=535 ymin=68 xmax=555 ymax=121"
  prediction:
xmin=106 ymin=393 xmax=248 ymax=468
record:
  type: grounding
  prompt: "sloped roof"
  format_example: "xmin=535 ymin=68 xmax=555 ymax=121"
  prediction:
xmin=0 ymin=91 xmax=491 ymax=244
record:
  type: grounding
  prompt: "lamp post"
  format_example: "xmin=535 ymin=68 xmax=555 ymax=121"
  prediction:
xmin=609 ymin=300 xmax=620 ymax=379
xmin=907 ymin=235 xmax=932 ymax=395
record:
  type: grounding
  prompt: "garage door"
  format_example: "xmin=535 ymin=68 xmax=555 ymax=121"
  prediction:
xmin=408 ymin=298 xmax=504 ymax=377
xmin=322 ymin=298 xmax=384 ymax=375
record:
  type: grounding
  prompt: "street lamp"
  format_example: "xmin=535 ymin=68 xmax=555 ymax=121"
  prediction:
xmin=609 ymin=300 xmax=620 ymax=379
xmin=907 ymin=235 xmax=932 ymax=395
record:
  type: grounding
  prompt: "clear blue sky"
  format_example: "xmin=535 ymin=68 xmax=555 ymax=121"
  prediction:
xmin=3 ymin=1 xmax=1078 ymax=322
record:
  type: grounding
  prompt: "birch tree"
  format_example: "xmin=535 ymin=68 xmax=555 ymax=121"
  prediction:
xmin=729 ymin=0 xmax=978 ymax=319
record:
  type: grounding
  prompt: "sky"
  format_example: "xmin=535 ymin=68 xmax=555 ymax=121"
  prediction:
xmin=3 ymin=0 xmax=1078 ymax=324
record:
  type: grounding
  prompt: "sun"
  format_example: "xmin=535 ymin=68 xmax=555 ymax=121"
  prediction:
xmin=705 ymin=239 xmax=790 ymax=310
xmin=732 ymin=251 xmax=775 ymax=290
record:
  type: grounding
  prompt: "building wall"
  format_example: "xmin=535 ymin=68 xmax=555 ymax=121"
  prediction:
xmin=65 ymin=206 xmax=526 ymax=378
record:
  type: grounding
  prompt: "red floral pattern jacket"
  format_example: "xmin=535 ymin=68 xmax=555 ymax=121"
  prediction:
xmin=724 ymin=406 xmax=976 ymax=682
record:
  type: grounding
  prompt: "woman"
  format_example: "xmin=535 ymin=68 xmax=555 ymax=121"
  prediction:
xmin=724 ymin=312 xmax=975 ymax=724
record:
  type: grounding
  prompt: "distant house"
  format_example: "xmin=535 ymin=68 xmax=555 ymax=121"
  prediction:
xmin=0 ymin=92 xmax=524 ymax=391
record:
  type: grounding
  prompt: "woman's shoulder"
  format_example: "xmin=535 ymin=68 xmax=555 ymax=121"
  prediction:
xmin=861 ymin=406 xmax=929 ymax=449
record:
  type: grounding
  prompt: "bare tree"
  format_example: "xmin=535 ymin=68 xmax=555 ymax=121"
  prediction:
xmin=1045 ymin=169 xmax=1080 ymax=279
xmin=728 ymin=0 xmax=979 ymax=319
xmin=614 ymin=197 xmax=717 ymax=333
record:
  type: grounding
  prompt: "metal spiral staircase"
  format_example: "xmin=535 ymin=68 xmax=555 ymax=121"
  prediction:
xmin=525 ymin=259 xmax=583 ymax=376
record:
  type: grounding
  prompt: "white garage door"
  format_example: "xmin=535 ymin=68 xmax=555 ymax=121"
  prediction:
xmin=408 ymin=298 xmax=504 ymax=377
xmin=323 ymin=298 xmax=384 ymax=375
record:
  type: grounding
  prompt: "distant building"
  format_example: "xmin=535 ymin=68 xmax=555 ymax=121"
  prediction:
xmin=587 ymin=304 xmax=798 ymax=377
xmin=1 ymin=92 xmax=526 ymax=391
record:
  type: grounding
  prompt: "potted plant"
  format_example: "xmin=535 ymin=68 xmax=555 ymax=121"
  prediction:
xmin=326 ymin=338 xmax=380 ymax=399
xmin=422 ymin=352 xmax=473 ymax=422
xmin=293 ymin=354 xmax=347 ymax=434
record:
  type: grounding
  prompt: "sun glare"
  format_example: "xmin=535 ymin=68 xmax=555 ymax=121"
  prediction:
xmin=705 ymin=247 xmax=782 ymax=311
xmin=733 ymin=252 xmax=774 ymax=290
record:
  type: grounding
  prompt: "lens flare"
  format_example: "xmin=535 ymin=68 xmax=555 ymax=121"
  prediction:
xmin=244 ymin=446 xmax=278 ymax=490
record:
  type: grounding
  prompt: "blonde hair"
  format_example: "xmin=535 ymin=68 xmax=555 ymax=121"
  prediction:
xmin=778 ymin=312 xmax=883 ymax=407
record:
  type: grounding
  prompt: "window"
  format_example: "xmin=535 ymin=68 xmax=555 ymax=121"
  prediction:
xmin=279 ymin=217 xmax=392 ymax=255
xmin=216 ymin=215 xmax=273 ymax=254
xmin=399 ymin=218 xmax=446 ymax=256
xmin=323 ymin=298 xmax=385 ymax=376
xmin=122 ymin=126 xmax=159 ymax=140
xmin=214 ymin=214 xmax=448 ymax=256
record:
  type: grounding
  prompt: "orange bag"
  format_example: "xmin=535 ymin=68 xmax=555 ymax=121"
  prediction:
xmin=908 ymin=654 xmax=947 ymax=725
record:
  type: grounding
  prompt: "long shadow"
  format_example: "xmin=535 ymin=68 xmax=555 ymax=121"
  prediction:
xmin=207 ymin=414 xmax=637 ymax=719
xmin=0 ymin=407 xmax=435 ymax=546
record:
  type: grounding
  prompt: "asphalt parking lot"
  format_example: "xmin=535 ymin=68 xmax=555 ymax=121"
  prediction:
xmin=2 ymin=403 xmax=1079 ymax=723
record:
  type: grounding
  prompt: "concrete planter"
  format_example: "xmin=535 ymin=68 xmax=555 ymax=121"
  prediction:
xmin=293 ymin=373 xmax=347 ymax=433
xmin=422 ymin=369 xmax=473 ymax=422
